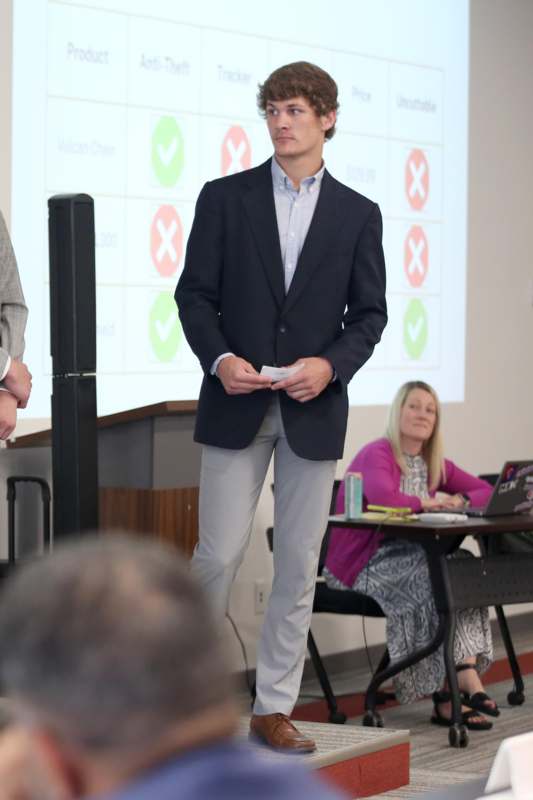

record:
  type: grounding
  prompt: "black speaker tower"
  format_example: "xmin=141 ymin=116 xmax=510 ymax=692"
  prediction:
xmin=49 ymin=194 xmax=98 ymax=538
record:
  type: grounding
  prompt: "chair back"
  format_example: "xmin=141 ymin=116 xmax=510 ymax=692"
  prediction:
xmin=266 ymin=477 xmax=385 ymax=619
xmin=317 ymin=479 xmax=342 ymax=574
xmin=479 ymin=473 xmax=499 ymax=487
xmin=266 ymin=479 xmax=342 ymax=575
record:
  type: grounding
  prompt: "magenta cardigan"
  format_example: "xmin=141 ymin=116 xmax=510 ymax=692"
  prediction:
xmin=324 ymin=438 xmax=493 ymax=587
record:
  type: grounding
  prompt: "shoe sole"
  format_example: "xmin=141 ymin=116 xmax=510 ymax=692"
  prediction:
xmin=248 ymin=731 xmax=317 ymax=753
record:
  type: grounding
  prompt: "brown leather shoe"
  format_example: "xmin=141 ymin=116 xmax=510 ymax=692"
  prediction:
xmin=249 ymin=713 xmax=316 ymax=753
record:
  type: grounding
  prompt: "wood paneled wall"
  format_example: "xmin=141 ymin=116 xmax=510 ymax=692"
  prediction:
xmin=99 ymin=487 xmax=199 ymax=558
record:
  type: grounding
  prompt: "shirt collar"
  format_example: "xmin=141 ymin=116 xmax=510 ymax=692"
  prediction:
xmin=271 ymin=157 xmax=325 ymax=194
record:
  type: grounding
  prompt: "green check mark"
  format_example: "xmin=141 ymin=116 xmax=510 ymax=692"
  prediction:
xmin=149 ymin=293 xmax=181 ymax=361
xmin=152 ymin=117 xmax=184 ymax=187
xmin=403 ymin=299 xmax=428 ymax=359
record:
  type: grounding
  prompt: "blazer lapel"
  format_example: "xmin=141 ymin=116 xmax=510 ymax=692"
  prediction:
xmin=242 ymin=160 xmax=285 ymax=309
xmin=283 ymin=171 xmax=346 ymax=314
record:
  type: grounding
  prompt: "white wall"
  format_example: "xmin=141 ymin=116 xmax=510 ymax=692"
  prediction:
xmin=1 ymin=1 xmax=532 ymax=670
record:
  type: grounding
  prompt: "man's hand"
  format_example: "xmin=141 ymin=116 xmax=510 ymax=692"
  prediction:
xmin=217 ymin=356 xmax=272 ymax=395
xmin=271 ymin=358 xmax=333 ymax=403
xmin=0 ymin=393 xmax=18 ymax=440
xmin=3 ymin=360 xmax=32 ymax=408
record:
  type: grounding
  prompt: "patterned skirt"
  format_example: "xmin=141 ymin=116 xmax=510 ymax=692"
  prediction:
xmin=324 ymin=539 xmax=493 ymax=704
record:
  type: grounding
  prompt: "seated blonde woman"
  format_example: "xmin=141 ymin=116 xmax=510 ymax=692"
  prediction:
xmin=324 ymin=380 xmax=498 ymax=730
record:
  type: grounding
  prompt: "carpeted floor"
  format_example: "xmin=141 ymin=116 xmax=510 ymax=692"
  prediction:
xmin=235 ymin=615 xmax=533 ymax=798
xmin=359 ymin=672 xmax=533 ymax=799
xmin=363 ymin=769 xmax=485 ymax=799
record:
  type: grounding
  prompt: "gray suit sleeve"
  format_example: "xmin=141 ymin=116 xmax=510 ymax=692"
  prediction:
xmin=0 ymin=211 xmax=28 ymax=376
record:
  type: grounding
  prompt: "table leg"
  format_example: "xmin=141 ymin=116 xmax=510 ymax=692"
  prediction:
xmin=441 ymin=600 xmax=469 ymax=747
xmin=363 ymin=613 xmax=447 ymax=727
xmin=494 ymin=604 xmax=525 ymax=705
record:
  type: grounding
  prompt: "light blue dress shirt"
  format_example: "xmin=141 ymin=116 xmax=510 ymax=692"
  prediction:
xmin=212 ymin=158 xmax=325 ymax=375
xmin=271 ymin=157 xmax=325 ymax=293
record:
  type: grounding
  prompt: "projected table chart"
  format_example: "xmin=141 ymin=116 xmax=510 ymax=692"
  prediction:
xmin=12 ymin=1 xmax=472 ymax=415
xmin=328 ymin=513 xmax=533 ymax=747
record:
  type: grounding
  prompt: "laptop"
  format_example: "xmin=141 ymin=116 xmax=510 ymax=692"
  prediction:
xmin=462 ymin=460 xmax=533 ymax=517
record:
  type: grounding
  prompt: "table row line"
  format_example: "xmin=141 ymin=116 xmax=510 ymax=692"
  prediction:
xmin=42 ymin=102 xmax=445 ymax=218
xmin=35 ymin=287 xmax=445 ymax=371
xmin=47 ymin=2 xmax=444 ymax=144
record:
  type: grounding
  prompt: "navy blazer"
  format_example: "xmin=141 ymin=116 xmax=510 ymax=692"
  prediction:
xmin=175 ymin=158 xmax=387 ymax=460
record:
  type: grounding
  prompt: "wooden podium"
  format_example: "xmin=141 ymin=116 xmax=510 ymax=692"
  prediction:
xmin=7 ymin=402 xmax=201 ymax=557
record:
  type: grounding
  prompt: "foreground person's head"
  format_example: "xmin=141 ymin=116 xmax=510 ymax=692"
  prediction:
xmin=0 ymin=533 xmax=237 ymax=798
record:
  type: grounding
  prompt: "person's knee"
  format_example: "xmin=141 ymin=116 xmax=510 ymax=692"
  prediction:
xmin=193 ymin=543 xmax=244 ymax=576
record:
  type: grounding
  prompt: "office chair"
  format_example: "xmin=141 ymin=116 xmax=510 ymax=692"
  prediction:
xmin=266 ymin=479 xmax=391 ymax=724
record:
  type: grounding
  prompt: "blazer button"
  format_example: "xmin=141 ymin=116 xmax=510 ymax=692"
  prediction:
xmin=279 ymin=324 xmax=287 ymax=334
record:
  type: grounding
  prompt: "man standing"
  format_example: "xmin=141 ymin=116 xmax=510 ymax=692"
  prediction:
xmin=176 ymin=61 xmax=387 ymax=752
xmin=0 ymin=210 xmax=32 ymax=437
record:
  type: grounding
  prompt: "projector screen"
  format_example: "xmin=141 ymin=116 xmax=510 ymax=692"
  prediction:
xmin=11 ymin=0 xmax=469 ymax=417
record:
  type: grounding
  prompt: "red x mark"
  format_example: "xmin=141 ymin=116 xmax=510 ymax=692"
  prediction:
xmin=221 ymin=126 xmax=251 ymax=176
xmin=404 ymin=225 xmax=429 ymax=287
xmin=150 ymin=205 xmax=183 ymax=277
xmin=405 ymin=149 xmax=429 ymax=211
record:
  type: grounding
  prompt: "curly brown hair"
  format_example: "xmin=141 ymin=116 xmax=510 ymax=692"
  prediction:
xmin=257 ymin=61 xmax=339 ymax=140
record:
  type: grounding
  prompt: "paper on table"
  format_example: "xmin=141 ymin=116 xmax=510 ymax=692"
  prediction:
xmin=260 ymin=363 xmax=304 ymax=382
xmin=417 ymin=512 xmax=469 ymax=523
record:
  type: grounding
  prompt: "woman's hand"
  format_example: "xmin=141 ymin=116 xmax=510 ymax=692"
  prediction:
xmin=425 ymin=492 xmax=467 ymax=510
xmin=445 ymin=493 xmax=468 ymax=509
xmin=421 ymin=496 xmax=448 ymax=511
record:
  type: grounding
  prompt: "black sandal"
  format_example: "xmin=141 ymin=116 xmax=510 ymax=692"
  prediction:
xmin=456 ymin=664 xmax=500 ymax=717
xmin=430 ymin=691 xmax=493 ymax=731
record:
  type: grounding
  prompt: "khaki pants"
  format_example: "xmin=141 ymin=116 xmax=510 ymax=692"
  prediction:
xmin=191 ymin=397 xmax=336 ymax=715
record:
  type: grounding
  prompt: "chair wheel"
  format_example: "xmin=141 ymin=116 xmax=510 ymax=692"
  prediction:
xmin=508 ymin=690 xmax=525 ymax=706
xmin=448 ymin=724 xmax=469 ymax=748
xmin=328 ymin=710 xmax=347 ymax=724
xmin=362 ymin=710 xmax=383 ymax=728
